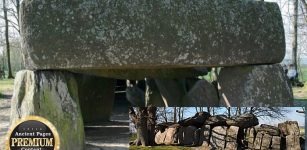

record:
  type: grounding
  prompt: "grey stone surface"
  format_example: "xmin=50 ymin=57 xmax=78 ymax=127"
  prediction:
xmin=278 ymin=121 xmax=300 ymax=136
xmin=286 ymin=135 xmax=301 ymax=150
xmin=261 ymin=133 xmax=272 ymax=149
xmin=204 ymin=115 xmax=228 ymax=126
xmin=182 ymin=80 xmax=219 ymax=106
xmin=218 ymin=64 xmax=293 ymax=107
xmin=272 ymin=136 xmax=281 ymax=149
xmin=73 ymin=68 xmax=206 ymax=80
xmin=10 ymin=70 xmax=84 ymax=150
xmin=258 ymin=124 xmax=280 ymax=136
xmin=199 ymin=125 xmax=211 ymax=146
xmin=21 ymin=0 xmax=284 ymax=71
xmin=253 ymin=131 xmax=264 ymax=150
xmin=164 ymin=126 xmax=178 ymax=145
xmin=154 ymin=131 xmax=166 ymax=145
xmin=178 ymin=112 xmax=211 ymax=128
xmin=182 ymin=126 xmax=198 ymax=146
xmin=225 ymin=126 xmax=239 ymax=150
xmin=246 ymin=127 xmax=256 ymax=148
xmin=75 ymin=74 xmax=115 ymax=123
xmin=210 ymin=126 xmax=227 ymax=149
xmin=155 ymin=79 xmax=187 ymax=106
xmin=226 ymin=113 xmax=259 ymax=128
xmin=145 ymin=79 xmax=165 ymax=107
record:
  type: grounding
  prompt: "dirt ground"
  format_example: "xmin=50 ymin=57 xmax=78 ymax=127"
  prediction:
xmin=0 ymin=97 xmax=11 ymax=149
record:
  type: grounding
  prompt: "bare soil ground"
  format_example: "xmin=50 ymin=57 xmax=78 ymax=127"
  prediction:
xmin=85 ymin=106 xmax=129 ymax=150
xmin=0 ymin=98 xmax=11 ymax=149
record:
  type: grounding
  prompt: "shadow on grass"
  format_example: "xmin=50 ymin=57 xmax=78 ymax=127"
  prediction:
xmin=0 ymin=92 xmax=12 ymax=99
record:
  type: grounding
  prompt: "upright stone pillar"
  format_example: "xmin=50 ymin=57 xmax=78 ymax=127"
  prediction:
xmin=210 ymin=126 xmax=227 ymax=149
xmin=272 ymin=136 xmax=281 ymax=149
xmin=182 ymin=80 xmax=219 ymax=106
xmin=261 ymin=133 xmax=273 ymax=149
xmin=218 ymin=64 xmax=293 ymax=106
xmin=199 ymin=125 xmax=211 ymax=146
xmin=75 ymin=74 xmax=115 ymax=123
xmin=253 ymin=131 xmax=264 ymax=150
xmin=155 ymin=79 xmax=187 ymax=106
xmin=246 ymin=127 xmax=256 ymax=148
xmin=145 ymin=79 xmax=164 ymax=106
xmin=225 ymin=126 xmax=239 ymax=150
xmin=10 ymin=70 xmax=84 ymax=150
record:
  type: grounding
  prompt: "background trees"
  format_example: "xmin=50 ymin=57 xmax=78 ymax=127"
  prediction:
xmin=0 ymin=0 xmax=21 ymax=79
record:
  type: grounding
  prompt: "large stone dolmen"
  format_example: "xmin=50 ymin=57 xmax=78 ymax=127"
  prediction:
xmin=18 ymin=0 xmax=293 ymax=108
xmin=154 ymin=112 xmax=304 ymax=150
xmin=13 ymin=0 xmax=294 ymax=149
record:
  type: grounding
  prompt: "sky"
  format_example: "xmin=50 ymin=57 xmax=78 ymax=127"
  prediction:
xmin=266 ymin=0 xmax=307 ymax=60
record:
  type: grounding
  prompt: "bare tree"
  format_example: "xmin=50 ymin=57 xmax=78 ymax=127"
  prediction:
xmin=292 ymin=0 xmax=299 ymax=74
xmin=173 ymin=107 xmax=177 ymax=123
xmin=244 ymin=107 xmax=289 ymax=120
xmin=301 ymin=0 xmax=307 ymax=15
xmin=147 ymin=106 xmax=157 ymax=146
xmin=129 ymin=107 xmax=157 ymax=146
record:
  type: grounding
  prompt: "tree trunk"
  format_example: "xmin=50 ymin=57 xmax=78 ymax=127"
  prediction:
xmin=129 ymin=107 xmax=141 ymax=145
xmin=177 ymin=107 xmax=181 ymax=121
xmin=137 ymin=107 xmax=148 ymax=146
xmin=173 ymin=107 xmax=177 ymax=123
xmin=16 ymin=0 xmax=20 ymax=27
xmin=163 ymin=107 xmax=168 ymax=123
xmin=147 ymin=106 xmax=157 ymax=146
xmin=301 ymin=0 xmax=307 ymax=15
xmin=3 ymin=0 xmax=13 ymax=79
xmin=292 ymin=0 xmax=298 ymax=75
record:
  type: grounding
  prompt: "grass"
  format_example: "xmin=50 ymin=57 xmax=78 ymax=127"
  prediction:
xmin=293 ymin=65 xmax=307 ymax=100
xmin=300 ymin=127 xmax=305 ymax=137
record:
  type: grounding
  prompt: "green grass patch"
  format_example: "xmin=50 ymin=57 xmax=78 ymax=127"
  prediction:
xmin=293 ymin=66 xmax=307 ymax=100
xmin=300 ymin=128 xmax=305 ymax=137
xmin=130 ymin=133 xmax=137 ymax=142
xmin=0 ymin=79 xmax=14 ymax=97
xmin=299 ymin=66 xmax=307 ymax=82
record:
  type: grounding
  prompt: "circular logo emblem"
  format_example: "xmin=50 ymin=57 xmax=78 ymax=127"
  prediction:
xmin=5 ymin=116 xmax=60 ymax=150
